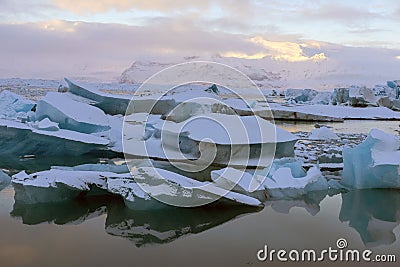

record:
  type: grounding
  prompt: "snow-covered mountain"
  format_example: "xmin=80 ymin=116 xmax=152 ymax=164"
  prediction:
xmin=120 ymin=47 xmax=400 ymax=91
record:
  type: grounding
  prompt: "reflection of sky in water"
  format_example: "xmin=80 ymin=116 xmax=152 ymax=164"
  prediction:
xmin=1 ymin=186 xmax=399 ymax=266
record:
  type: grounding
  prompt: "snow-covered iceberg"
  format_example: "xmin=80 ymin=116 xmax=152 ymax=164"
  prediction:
xmin=12 ymin=163 xmax=263 ymax=208
xmin=0 ymin=90 xmax=35 ymax=120
xmin=130 ymin=166 xmax=263 ymax=207
xmin=211 ymin=158 xmax=328 ymax=200
xmin=36 ymin=92 xmax=110 ymax=134
xmin=65 ymin=78 xmax=131 ymax=115
xmin=66 ymin=78 xmax=177 ymax=116
xmin=155 ymin=114 xmax=298 ymax=167
xmin=342 ymin=129 xmax=400 ymax=189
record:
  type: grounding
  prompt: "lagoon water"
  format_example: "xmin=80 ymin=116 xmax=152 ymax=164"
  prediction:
xmin=0 ymin=185 xmax=399 ymax=267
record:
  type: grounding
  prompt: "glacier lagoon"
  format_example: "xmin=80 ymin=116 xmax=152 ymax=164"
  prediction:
xmin=1 ymin=78 xmax=400 ymax=266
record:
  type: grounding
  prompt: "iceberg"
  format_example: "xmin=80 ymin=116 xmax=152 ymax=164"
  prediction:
xmin=36 ymin=92 xmax=110 ymax=134
xmin=268 ymin=103 xmax=400 ymax=120
xmin=0 ymin=90 xmax=35 ymax=119
xmin=211 ymin=158 xmax=328 ymax=200
xmin=65 ymin=78 xmax=131 ymax=115
xmin=11 ymin=163 xmax=262 ymax=208
xmin=308 ymin=126 xmax=339 ymax=140
xmin=310 ymin=92 xmax=331 ymax=105
xmin=331 ymin=88 xmax=349 ymax=105
xmin=342 ymin=129 xmax=400 ymax=189
xmin=11 ymin=166 xmax=144 ymax=205
xmin=263 ymin=166 xmax=328 ymax=199
xmin=156 ymin=114 xmax=298 ymax=167
xmin=285 ymin=89 xmax=318 ymax=103
xmin=130 ymin=167 xmax=263 ymax=207
xmin=0 ymin=119 xmax=108 ymax=156
xmin=66 ymin=78 xmax=177 ymax=116
xmin=348 ymin=86 xmax=378 ymax=107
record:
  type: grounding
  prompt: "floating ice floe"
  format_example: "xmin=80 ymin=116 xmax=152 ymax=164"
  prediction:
xmin=268 ymin=103 xmax=400 ymax=120
xmin=0 ymin=90 xmax=35 ymax=120
xmin=0 ymin=119 xmax=108 ymax=156
xmin=65 ymin=78 xmax=131 ymax=115
xmin=342 ymin=129 xmax=400 ymax=189
xmin=11 ymin=163 xmax=263 ymax=208
xmin=157 ymin=113 xmax=298 ymax=166
xmin=36 ymin=92 xmax=110 ymax=134
xmin=66 ymin=79 xmax=177 ymax=116
xmin=130 ymin=167 xmax=263 ymax=207
xmin=211 ymin=158 xmax=328 ymax=200
xmin=12 ymin=164 xmax=147 ymax=205
xmin=308 ymin=126 xmax=339 ymax=141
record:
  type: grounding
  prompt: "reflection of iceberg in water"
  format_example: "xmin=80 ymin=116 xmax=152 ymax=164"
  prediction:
xmin=105 ymin=203 xmax=259 ymax=247
xmin=11 ymin=195 xmax=260 ymax=246
xmin=264 ymin=190 xmax=328 ymax=216
xmin=11 ymin=195 xmax=113 ymax=225
xmin=339 ymin=189 xmax=400 ymax=247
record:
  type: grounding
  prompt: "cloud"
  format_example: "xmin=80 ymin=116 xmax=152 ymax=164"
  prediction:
xmin=0 ymin=19 xmax=263 ymax=80
xmin=247 ymin=37 xmax=327 ymax=62
xmin=297 ymin=3 xmax=382 ymax=26
xmin=50 ymin=0 xmax=255 ymax=16
xmin=1 ymin=18 xmax=399 ymax=82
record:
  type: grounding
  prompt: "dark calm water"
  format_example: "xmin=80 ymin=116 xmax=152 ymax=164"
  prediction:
xmin=0 ymin=185 xmax=399 ymax=267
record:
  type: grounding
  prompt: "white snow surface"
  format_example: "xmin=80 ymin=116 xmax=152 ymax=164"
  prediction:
xmin=308 ymin=127 xmax=339 ymax=140
xmin=36 ymin=92 xmax=110 ymax=133
xmin=268 ymin=103 xmax=400 ymax=120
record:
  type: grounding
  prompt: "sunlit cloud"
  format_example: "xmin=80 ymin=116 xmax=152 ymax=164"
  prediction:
xmin=220 ymin=52 xmax=268 ymax=59
xmin=396 ymin=56 xmax=400 ymax=60
xmin=248 ymin=36 xmax=327 ymax=62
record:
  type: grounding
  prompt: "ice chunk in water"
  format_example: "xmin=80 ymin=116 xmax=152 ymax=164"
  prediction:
xmin=36 ymin=92 xmax=110 ymax=134
xmin=342 ymin=129 xmax=400 ymax=189
xmin=0 ymin=90 xmax=35 ymax=119
xmin=308 ymin=126 xmax=339 ymax=141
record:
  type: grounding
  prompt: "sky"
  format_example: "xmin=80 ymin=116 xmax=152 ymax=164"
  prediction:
xmin=0 ymin=0 xmax=400 ymax=81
